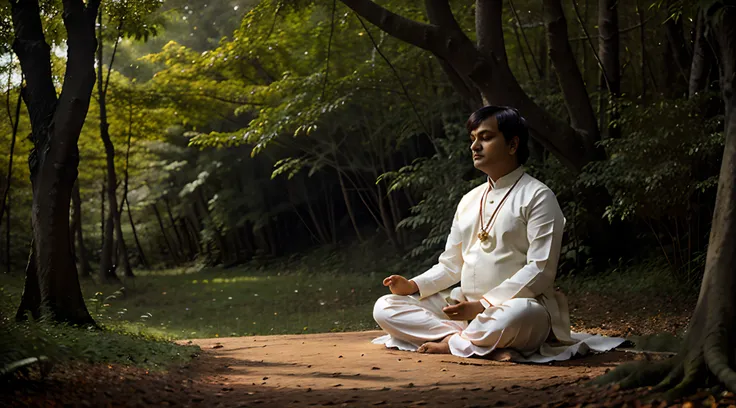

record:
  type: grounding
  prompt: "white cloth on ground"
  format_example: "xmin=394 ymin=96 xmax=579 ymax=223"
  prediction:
xmin=372 ymin=290 xmax=625 ymax=362
xmin=372 ymin=166 xmax=626 ymax=361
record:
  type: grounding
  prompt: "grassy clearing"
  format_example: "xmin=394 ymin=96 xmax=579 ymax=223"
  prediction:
xmin=83 ymin=266 xmax=385 ymax=339
xmin=1 ymin=240 xmax=697 ymax=372
xmin=0 ymin=241 xmax=417 ymax=373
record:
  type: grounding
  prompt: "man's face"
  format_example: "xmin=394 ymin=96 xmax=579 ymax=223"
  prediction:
xmin=469 ymin=116 xmax=518 ymax=173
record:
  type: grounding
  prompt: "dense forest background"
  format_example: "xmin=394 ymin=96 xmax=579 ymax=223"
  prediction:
xmin=0 ymin=0 xmax=725 ymax=288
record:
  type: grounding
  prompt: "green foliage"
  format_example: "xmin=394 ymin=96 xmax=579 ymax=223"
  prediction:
xmin=580 ymin=97 xmax=723 ymax=223
xmin=578 ymin=97 xmax=723 ymax=279
xmin=385 ymin=111 xmax=481 ymax=258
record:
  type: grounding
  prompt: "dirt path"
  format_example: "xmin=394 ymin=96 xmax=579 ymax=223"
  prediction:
xmin=5 ymin=330 xmax=717 ymax=407
xmin=172 ymin=331 xmax=657 ymax=407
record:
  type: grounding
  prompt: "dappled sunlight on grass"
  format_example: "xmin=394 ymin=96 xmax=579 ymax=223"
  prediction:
xmin=196 ymin=276 xmax=264 ymax=284
xmin=37 ymin=263 xmax=389 ymax=340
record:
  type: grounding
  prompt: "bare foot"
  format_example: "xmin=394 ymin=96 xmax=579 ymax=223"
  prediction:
xmin=417 ymin=334 xmax=453 ymax=354
xmin=417 ymin=341 xmax=450 ymax=354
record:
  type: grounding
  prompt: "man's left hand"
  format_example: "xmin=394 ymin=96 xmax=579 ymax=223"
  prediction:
xmin=442 ymin=301 xmax=485 ymax=321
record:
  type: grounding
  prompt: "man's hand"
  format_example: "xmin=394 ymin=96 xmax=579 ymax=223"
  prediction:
xmin=442 ymin=301 xmax=485 ymax=321
xmin=383 ymin=275 xmax=419 ymax=296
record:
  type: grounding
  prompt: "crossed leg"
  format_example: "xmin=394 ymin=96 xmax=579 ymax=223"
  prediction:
xmin=373 ymin=294 xmax=550 ymax=357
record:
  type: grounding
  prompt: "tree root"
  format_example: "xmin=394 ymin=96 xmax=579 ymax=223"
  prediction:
xmin=704 ymin=331 xmax=736 ymax=394
xmin=591 ymin=348 xmax=720 ymax=403
xmin=590 ymin=359 xmax=674 ymax=389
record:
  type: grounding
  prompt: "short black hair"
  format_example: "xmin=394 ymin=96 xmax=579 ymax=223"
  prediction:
xmin=466 ymin=106 xmax=530 ymax=165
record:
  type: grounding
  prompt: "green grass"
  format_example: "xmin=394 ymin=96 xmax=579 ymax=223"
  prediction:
xmin=0 ymin=241 xmax=417 ymax=373
xmin=82 ymin=265 xmax=386 ymax=339
xmin=556 ymin=257 xmax=698 ymax=300
xmin=0 ymin=241 xmax=698 ymax=372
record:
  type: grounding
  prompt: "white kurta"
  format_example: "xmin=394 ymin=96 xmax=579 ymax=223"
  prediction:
xmin=373 ymin=166 xmax=626 ymax=362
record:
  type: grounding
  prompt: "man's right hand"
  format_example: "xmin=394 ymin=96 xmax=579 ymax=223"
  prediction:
xmin=382 ymin=275 xmax=419 ymax=296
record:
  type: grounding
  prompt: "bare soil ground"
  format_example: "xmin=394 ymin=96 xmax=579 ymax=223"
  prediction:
xmin=5 ymin=291 xmax=727 ymax=407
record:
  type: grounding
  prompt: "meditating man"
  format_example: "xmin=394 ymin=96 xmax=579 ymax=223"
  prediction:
xmin=372 ymin=106 xmax=624 ymax=361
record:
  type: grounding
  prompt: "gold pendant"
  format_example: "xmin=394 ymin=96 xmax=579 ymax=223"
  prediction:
xmin=478 ymin=230 xmax=489 ymax=242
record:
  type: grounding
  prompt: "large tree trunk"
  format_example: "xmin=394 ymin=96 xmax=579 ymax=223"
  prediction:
xmin=71 ymin=181 xmax=92 ymax=278
xmin=543 ymin=0 xmax=600 ymax=156
xmin=598 ymin=0 xmax=621 ymax=139
xmin=12 ymin=0 xmax=99 ymax=325
xmin=595 ymin=6 xmax=736 ymax=398
xmin=340 ymin=0 xmax=596 ymax=172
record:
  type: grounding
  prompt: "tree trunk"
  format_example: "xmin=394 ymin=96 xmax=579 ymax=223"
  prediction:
xmin=114 ymin=98 xmax=135 ymax=277
xmin=114 ymin=213 xmax=133 ymax=277
xmin=187 ymin=204 xmax=205 ymax=253
xmin=543 ymin=0 xmax=600 ymax=156
xmin=5 ymin=188 xmax=9 ymax=275
xmin=164 ymin=197 xmax=185 ymax=260
xmin=664 ymin=1 xmax=693 ymax=90
xmin=594 ymin=7 xmax=736 ymax=398
xmin=598 ymin=0 xmax=620 ymax=139
xmin=100 ymin=180 xmax=105 ymax=248
xmin=72 ymin=181 xmax=92 ymax=278
xmin=637 ymin=0 xmax=647 ymax=99
xmin=689 ymin=9 xmax=714 ymax=99
xmin=0 ymin=81 xmax=21 ymax=232
xmin=196 ymin=189 xmax=227 ymax=258
xmin=125 ymin=198 xmax=149 ymax=269
xmin=153 ymin=203 xmax=178 ymax=264
xmin=12 ymin=0 xmax=99 ymax=324
xmin=375 ymin=181 xmax=399 ymax=248
xmin=303 ymin=183 xmax=330 ymax=244
xmin=2 ymin=75 xmax=21 ymax=275
xmin=538 ymin=27 xmax=548 ymax=80
xmin=336 ymin=167 xmax=364 ymax=243
xmin=15 ymin=247 xmax=40 ymax=321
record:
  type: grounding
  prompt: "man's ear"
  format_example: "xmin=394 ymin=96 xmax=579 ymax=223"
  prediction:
xmin=509 ymin=135 xmax=519 ymax=155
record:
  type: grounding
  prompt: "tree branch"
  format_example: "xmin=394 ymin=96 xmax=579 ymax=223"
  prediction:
xmin=543 ymin=0 xmax=600 ymax=149
xmin=424 ymin=0 xmax=463 ymax=32
xmin=475 ymin=0 xmax=506 ymax=62
xmin=423 ymin=0 xmax=480 ymax=107
xmin=339 ymin=0 xmax=444 ymax=55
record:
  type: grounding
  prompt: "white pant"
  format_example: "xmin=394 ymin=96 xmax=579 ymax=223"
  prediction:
xmin=373 ymin=293 xmax=551 ymax=357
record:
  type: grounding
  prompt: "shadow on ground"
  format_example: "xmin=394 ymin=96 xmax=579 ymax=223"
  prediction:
xmin=2 ymin=331 xmax=675 ymax=407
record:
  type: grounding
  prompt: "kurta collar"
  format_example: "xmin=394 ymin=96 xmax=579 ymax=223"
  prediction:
xmin=487 ymin=166 xmax=525 ymax=189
